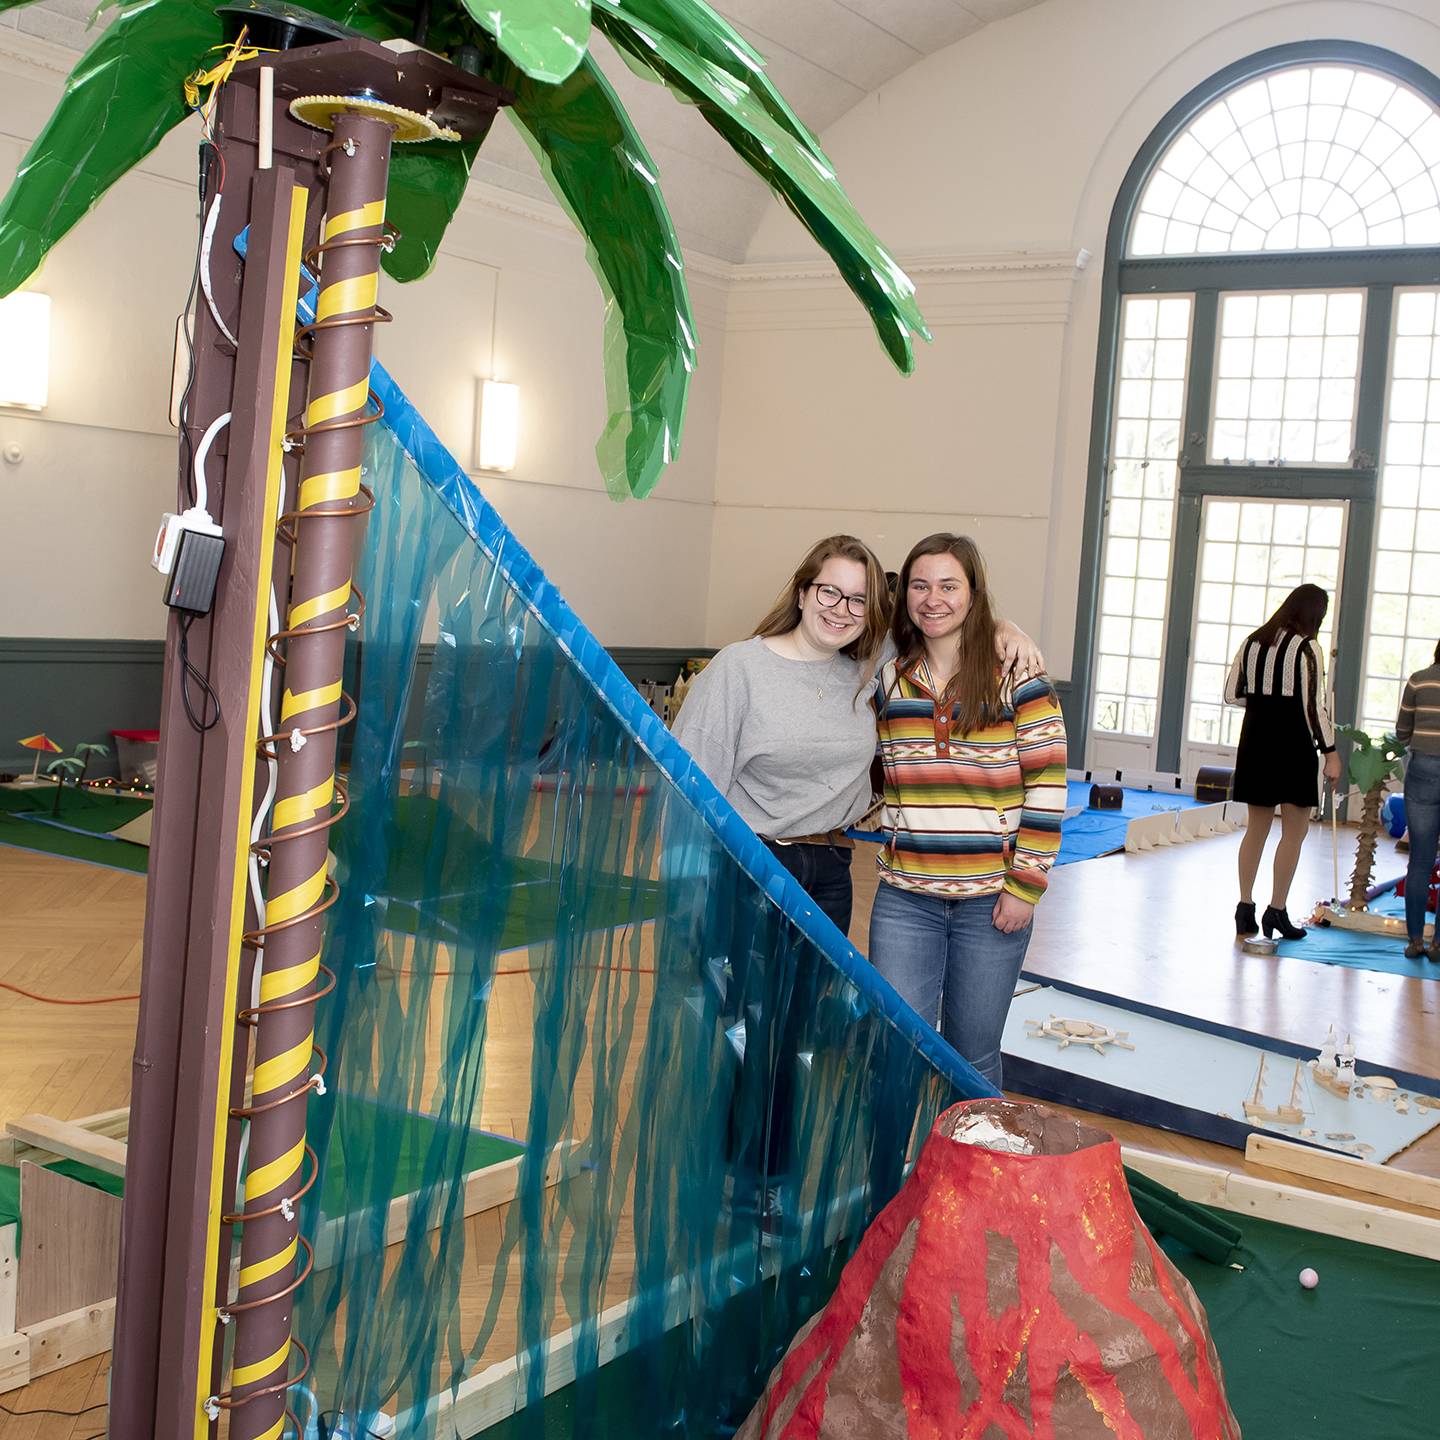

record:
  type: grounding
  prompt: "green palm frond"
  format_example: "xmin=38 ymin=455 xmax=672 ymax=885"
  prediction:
xmin=458 ymin=0 xmax=589 ymax=85
xmin=507 ymin=53 xmax=694 ymax=499
xmin=592 ymin=0 xmax=929 ymax=372
xmin=608 ymin=0 xmax=830 ymax=167
xmin=0 ymin=0 xmax=225 ymax=297
xmin=382 ymin=139 xmax=482 ymax=283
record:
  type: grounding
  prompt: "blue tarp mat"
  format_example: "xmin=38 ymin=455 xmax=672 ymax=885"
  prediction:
xmin=1278 ymin=892 xmax=1438 ymax=980
xmin=1055 ymin=783 xmax=1202 ymax=866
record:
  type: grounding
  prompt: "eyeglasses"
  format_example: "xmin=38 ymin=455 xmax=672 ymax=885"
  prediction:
xmin=808 ymin=583 xmax=867 ymax=618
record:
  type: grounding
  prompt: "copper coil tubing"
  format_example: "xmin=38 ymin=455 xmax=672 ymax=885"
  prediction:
xmin=276 ymin=485 xmax=377 ymax=546
xmin=256 ymin=691 xmax=358 ymax=761
xmin=252 ymin=779 xmax=351 ymax=855
xmin=281 ymin=394 xmax=385 ymax=458
xmin=208 ymin=1336 xmax=312 ymax=1411
xmin=241 ymin=874 xmax=340 ymax=952
xmin=230 ymin=1045 xmax=329 ymax=1119
xmin=222 ymin=1142 xmax=320 ymax=1226
xmin=222 ymin=1237 xmax=316 ymax=1318
xmin=237 ymin=964 xmax=338 ymax=1029
xmin=303 ymin=221 xmax=400 ymax=272
xmin=293 ymin=305 xmax=393 ymax=362
xmin=265 ymin=585 xmax=367 ymax=664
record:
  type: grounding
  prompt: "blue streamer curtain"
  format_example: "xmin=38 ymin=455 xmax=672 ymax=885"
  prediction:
xmin=287 ymin=403 xmax=982 ymax=1439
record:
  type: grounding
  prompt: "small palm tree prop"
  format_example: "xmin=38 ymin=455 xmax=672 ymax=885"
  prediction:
xmin=0 ymin=0 xmax=928 ymax=501
xmin=72 ymin=740 xmax=109 ymax=783
xmin=45 ymin=754 xmax=85 ymax=815
xmin=1336 ymin=724 xmax=1407 ymax=908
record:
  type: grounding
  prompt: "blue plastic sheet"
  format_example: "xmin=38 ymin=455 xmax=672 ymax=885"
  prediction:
xmin=288 ymin=356 xmax=992 ymax=1438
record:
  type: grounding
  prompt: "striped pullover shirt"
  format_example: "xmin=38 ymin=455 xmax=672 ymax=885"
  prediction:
xmin=875 ymin=659 xmax=1068 ymax=905
xmin=1397 ymin=662 xmax=1440 ymax=757
xmin=1222 ymin=632 xmax=1336 ymax=753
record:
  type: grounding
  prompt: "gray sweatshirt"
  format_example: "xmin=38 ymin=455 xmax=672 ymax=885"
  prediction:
xmin=672 ymin=637 xmax=877 ymax=839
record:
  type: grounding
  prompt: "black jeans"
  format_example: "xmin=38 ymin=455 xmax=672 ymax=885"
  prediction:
xmin=726 ymin=842 xmax=854 ymax=1189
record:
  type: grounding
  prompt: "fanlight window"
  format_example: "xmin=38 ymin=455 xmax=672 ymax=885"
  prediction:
xmin=1130 ymin=65 xmax=1440 ymax=256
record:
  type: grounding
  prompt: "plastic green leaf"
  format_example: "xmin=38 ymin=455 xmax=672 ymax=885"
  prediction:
xmin=381 ymin=139 xmax=482 ymax=284
xmin=1337 ymin=725 xmax=1407 ymax=794
xmin=0 ymin=0 xmax=225 ymax=298
xmin=457 ymin=0 xmax=591 ymax=85
xmin=591 ymin=0 xmax=929 ymax=373
xmin=609 ymin=0 xmax=831 ymax=167
xmin=506 ymin=54 xmax=695 ymax=499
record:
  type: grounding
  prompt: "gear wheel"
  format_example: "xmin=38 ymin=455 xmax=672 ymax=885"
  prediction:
xmin=288 ymin=93 xmax=460 ymax=143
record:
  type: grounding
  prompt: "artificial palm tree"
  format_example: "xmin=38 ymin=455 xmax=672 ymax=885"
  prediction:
xmin=0 ymin=7 xmax=930 ymax=1436
xmin=0 ymin=0 xmax=929 ymax=501
xmin=1336 ymin=724 xmax=1407 ymax=908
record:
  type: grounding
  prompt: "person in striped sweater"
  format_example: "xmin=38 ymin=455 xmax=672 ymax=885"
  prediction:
xmin=1397 ymin=638 xmax=1440 ymax=960
xmin=867 ymin=534 xmax=1067 ymax=1087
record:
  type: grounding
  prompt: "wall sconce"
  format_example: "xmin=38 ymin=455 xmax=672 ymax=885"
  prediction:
xmin=0 ymin=292 xmax=51 ymax=411
xmin=474 ymin=378 xmax=519 ymax=473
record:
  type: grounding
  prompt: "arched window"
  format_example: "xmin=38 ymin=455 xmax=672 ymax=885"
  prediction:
xmin=1075 ymin=44 xmax=1440 ymax=779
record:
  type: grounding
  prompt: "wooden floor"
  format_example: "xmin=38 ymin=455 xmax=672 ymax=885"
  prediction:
xmin=1 ymin=819 xmax=1437 ymax=1436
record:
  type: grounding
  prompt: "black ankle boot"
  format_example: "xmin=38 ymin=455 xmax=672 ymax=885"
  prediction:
xmin=1235 ymin=902 xmax=1258 ymax=937
xmin=1262 ymin=906 xmax=1305 ymax=940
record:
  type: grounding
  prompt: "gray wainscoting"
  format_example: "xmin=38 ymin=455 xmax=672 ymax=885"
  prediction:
xmin=0 ymin=638 xmax=715 ymax=776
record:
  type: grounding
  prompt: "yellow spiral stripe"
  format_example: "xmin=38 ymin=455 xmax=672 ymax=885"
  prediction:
xmin=252 ymin=1033 xmax=313 ymax=1097
xmin=231 ymin=1337 xmax=291 ymax=1389
xmin=323 ymin=199 xmax=385 ymax=241
xmin=259 ymin=948 xmax=321 ymax=1004
xmin=317 ymin=272 xmax=378 ymax=322
xmin=237 ymin=1235 xmax=298 ymax=1292
xmin=298 ymin=466 xmax=361 ymax=511
xmin=280 ymin=679 xmax=342 ymax=722
xmin=245 ymin=1137 xmax=305 ymax=1202
xmin=265 ymin=866 xmax=325 ymax=927
xmin=272 ymin=776 xmax=335 ymax=832
xmin=288 ymin=580 xmax=351 ymax=629
xmin=305 ymin=375 xmax=369 ymax=427
xmin=256 ymin=1413 xmax=286 ymax=1440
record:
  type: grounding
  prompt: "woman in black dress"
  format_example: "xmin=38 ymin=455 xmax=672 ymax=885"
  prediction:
xmin=1223 ymin=584 xmax=1340 ymax=940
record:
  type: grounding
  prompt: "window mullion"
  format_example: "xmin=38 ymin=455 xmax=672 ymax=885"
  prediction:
xmin=1354 ymin=285 xmax=1395 ymax=467
xmin=1180 ymin=289 xmax=1218 ymax=469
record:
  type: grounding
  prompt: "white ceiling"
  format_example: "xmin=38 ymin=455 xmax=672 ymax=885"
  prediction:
xmin=3 ymin=0 xmax=1041 ymax=260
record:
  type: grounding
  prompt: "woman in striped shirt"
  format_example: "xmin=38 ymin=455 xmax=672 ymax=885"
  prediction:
xmin=867 ymin=535 xmax=1067 ymax=1087
xmin=1222 ymin=584 xmax=1340 ymax=942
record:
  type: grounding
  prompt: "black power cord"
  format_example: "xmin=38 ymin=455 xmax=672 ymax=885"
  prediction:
xmin=0 ymin=1399 xmax=108 ymax=1418
xmin=180 ymin=612 xmax=223 ymax=732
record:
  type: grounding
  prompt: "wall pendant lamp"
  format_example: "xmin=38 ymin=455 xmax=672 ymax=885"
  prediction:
xmin=0 ymin=291 xmax=51 ymax=411
xmin=474 ymin=378 xmax=520 ymax=473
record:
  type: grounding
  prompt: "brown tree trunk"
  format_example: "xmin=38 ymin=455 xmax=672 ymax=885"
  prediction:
xmin=1348 ymin=785 xmax=1383 ymax=909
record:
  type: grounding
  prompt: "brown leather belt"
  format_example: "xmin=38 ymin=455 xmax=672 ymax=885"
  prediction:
xmin=773 ymin=830 xmax=855 ymax=849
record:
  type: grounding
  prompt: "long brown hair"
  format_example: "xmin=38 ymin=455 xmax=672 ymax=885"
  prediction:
xmin=752 ymin=534 xmax=891 ymax=675
xmin=890 ymin=533 xmax=1002 ymax=732
xmin=1249 ymin=583 xmax=1328 ymax=649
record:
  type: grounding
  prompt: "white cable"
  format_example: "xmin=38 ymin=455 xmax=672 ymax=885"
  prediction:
xmin=200 ymin=193 xmax=238 ymax=347
xmin=192 ymin=410 xmax=231 ymax=514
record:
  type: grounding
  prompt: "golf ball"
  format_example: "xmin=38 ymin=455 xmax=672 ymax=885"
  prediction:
xmin=1299 ymin=1267 xmax=1319 ymax=1289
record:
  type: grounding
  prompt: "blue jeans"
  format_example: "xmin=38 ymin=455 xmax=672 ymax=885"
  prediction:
xmin=1404 ymin=751 xmax=1440 ymax=942
xmin=867 ymin=882 xmax=1032 ymax=1088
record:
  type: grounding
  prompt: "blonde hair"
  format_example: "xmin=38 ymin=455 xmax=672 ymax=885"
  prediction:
xmin=752 ymin=535 xmax=891 ymax=680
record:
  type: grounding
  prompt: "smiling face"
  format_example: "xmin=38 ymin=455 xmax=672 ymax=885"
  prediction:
xmin=906 ymin=551 xmax=973 ymax=646
xmin=797 ymin=555 xmax=869 ymax=654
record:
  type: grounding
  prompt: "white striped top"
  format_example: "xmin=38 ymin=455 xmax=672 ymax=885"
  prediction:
xmin=1223 ymin=632 xmax=1336 ymax=752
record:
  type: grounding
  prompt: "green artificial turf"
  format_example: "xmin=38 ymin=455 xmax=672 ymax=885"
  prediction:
xmin=0 ymin=783 xmax=151 ymax=873
xmin=1164 ymin=1207 xmax=1440 ymax=1438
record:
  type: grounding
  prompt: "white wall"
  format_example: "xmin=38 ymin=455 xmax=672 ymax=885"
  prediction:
xmin=0 ymin=33 xmax=725 ymax=646
xmin=717 ymin=0 xmax=1440 ymax=673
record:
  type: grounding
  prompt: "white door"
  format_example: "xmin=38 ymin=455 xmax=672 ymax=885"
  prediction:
xmin=1181 ymin=497 xmax=1346 ymax=781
